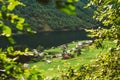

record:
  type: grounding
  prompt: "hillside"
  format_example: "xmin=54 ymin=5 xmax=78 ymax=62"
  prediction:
xmin=14 ymin=0 xmax=97 ymax=32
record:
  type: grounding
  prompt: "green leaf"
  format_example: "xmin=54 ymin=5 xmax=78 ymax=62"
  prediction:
xmin=67 ymin=0 xmax=78 ymax=3
xmin=7 ymin=0 xmax=25 ymax=11
xmin=7 ymin=46 xmax=14 ymax=53
xmin=67 ymin=0 xmax=73 ymax=3
xmin=1 ymin=5 xmax=7 ymax=11
xmin=26 ymin=27 xmax=32 ymax=32
xmin=16 ymin=18 xmax=25 ymax=30
xmin=7 ymin=4 xmax=15 ymax=11
xmin=67 ymin=4 xmax=76 ymax=11
xmin=2 ymin=25 xmax=12 ymax=37
xmin=19 ymin=18 xmax=25 ymax=23
xmin=8 ymin=37 xmax=15 ymax=44
xmin=16 ymin=23 xmax=23 ymax=30
xmin=60 ymin=7 xmax=76 ymax=15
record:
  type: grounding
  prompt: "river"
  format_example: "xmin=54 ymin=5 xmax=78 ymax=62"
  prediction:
xmin=0 ymin=30 xmax=91 ymax=49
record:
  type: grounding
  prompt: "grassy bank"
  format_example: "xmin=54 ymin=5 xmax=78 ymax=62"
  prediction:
xmin=29 ymin=40 xmax=115 ymax=78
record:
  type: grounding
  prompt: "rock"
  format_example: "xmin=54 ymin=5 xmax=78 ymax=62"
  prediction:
xmin=23 ymin=63 xmax=29 ymax=68
xmin=46 ymin=59 xmax=51 ymax=63
xmin=78 ymin=41 xmax=83 ymax=46
xmin=33 ymin=49 xmax=39 ymax=55
xmin=39 ymin=52 xmax=44 ymax=58
xmin=63 ymin=54 xmax=69 ymax=59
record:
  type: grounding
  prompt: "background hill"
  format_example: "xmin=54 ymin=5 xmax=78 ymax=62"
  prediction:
xmin=14 ymin=0 xmax=97 ymax=32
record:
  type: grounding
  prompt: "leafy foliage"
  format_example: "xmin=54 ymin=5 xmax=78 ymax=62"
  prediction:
xmin=0 ymin=49 xmax=43 ymax=80
xmin=53 ymin=0 xmax=120 ymax=79
xmin=0 ymin=0 xmax=32 ymax=37
xmin=0 ymin=0 xmax=43 ymax=80
xmin=84 ymin=0 xmax=120 ymax=54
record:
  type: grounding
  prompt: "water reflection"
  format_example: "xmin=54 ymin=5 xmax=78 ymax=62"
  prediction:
xmin=0 ymin=30 xmax=91 ymax=49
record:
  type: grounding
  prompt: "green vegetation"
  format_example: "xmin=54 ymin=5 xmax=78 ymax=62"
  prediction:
xmin=0 ymin=0 xmax=119 ymax=80
xmin=0 ymin=0 xmax=42 ymax=79
xmin=14 ymin=0 xmax=96 ymax=31
xmin=56 ymin=0 xmax=120 ymax=79
xmin=30 ymin=41 xmax=115 ymax=79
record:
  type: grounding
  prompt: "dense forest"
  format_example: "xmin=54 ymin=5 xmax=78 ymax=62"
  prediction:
xmin=14 ymin=0 xmax=96 ymax=31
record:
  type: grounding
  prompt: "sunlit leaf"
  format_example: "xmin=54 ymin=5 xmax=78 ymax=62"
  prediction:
xmin=2 ymin=25 xmax=12 ymax=37
xmin=67 ymin=0 xmax=73 ymax=3
xmin=8 ymin=0 xmax=25 ymax=11
xmin=7 ymin=3 xmax=16 ymax=11
xmin=7 ymin=46 xmax=14 ymax=53
xmin=67 ymin=4 xmax=76 ymax=11
xmin=19 ymin=18 xmax=25 ymax=23
xmin=16 ymin=23 xmax=23 ymax=30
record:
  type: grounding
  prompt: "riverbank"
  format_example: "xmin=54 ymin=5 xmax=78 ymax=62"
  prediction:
xmin=34 ymin=25 xmax=99 ymax=33
xmin=12 ymin=24 xmax=99 ymax=36
xmin=29 ymin=40 xmax=114 ymax=79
